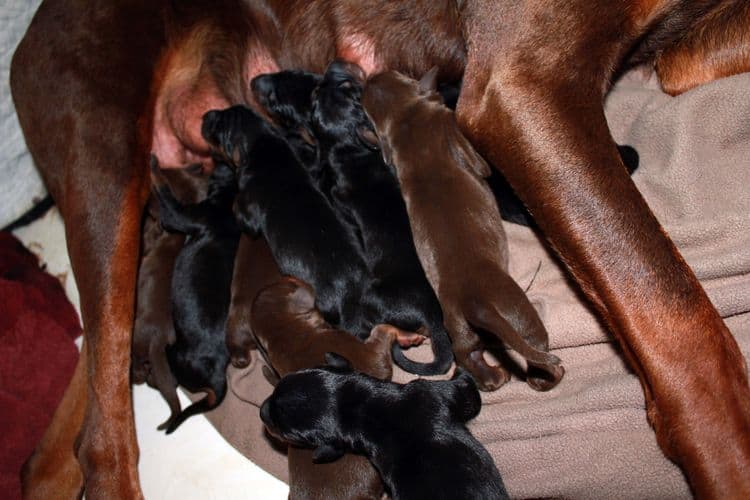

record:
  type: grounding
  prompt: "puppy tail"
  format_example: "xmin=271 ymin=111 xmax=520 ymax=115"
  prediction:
xmin=390 ymin=320 xmax=454 ymax=376
xmin=463 ymin=296 xmax=564 ymax=391
xmin=164 ymin=382 xmax=226 ymax=435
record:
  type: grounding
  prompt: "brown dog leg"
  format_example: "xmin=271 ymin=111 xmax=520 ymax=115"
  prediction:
xmin=21 ymin=343 xmax=87 ymax=500
xmin=656 ymin=0 xmax=750 ymax=96
xmin=11 ymin=2 xmax=165 ymax=497
xmin=458 ymin=2 xmax=750 ymax=495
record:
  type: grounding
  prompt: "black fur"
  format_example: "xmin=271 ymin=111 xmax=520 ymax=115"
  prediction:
xmin=201 ymin=105 xmax=368 ymax=333
xmin=152 ymin=161 xmax=239 ymax=434
xmin=251 ymin=70 xmax=322 ymax=173
xmin=261 ymin=355 xmax=509 ymax=500
xmin=308 ymin=60 xmax=454 ymax=375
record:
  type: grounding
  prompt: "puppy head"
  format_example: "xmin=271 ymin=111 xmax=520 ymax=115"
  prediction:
xmin=311 ymin=60 xmax=376 ymax=150
xmin=360 ymin=68 xmax=442 ymax=165
xmin=250 ymin=70 xmax=321 ymax=144
xmin=260 ymin=354 xmax=354 ymax=462
xmin=363 ymin=69 xmax=491 ymax=178
xmin=201 ymin=105 xmax=271 ymax=166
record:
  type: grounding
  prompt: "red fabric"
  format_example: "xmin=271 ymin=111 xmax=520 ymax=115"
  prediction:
xmin=0 ymin=232 xmax=80 ymax=500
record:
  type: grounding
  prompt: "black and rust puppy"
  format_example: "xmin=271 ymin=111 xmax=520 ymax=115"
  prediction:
xmin=201 ymin=105 xmax=369 ymax=336
xmin=261 ymin=356 xmax=509 ymax=500
xmin=132 ymin=162 xmax=208 ymax=431
xmin=201 ymin=106 xmax=426 ymax=355
xmin=250 ymin=70 xmax=322 ymax=173
xmin=306 ymin=60 xmax=453 ymax=375
xmin=151 ymin=160 xmax=240 ymax=434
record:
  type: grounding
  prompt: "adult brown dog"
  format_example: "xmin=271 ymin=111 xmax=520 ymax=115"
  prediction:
xmin=10 ymin=0 xmax=750 ymax=498
xmin=251 ymin=276 xmax=398 ymax=499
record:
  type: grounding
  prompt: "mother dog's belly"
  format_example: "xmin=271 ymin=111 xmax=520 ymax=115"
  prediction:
xmin=149 ymin=27 xmax=382 ymax=171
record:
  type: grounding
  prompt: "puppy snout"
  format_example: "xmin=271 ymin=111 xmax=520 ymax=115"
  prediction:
xmin=328 ymin=60 xmax=366 ymax=85
xmin=260 ymin=399 xmax=272 ymax=427
xmin=251 ymin=75 xmax=275 ymax=104
xmin=201 ymin=110 xmax=222 ymax=143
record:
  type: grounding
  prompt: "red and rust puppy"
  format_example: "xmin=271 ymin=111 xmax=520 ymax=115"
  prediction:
xmin=362 ymin=68 xmax=563 ymax=391
xmin=11 ymin=0 xmax=750 ymax=498
xmin=224 ymin=235 xmax=281 ymax=368
xmin=251 ymin=276 xmax=399 ymax=500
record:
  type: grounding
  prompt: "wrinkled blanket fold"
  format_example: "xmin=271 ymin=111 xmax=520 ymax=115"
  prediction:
xmin=199 ymin=70 xmax=750 ymax=499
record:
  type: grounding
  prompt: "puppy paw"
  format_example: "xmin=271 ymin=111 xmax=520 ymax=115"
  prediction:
xmin=395 ymin=331 xmax=427 ymax=348
xmin=526 ymin=362 xmax=565 ymax=392
xmin=465 ymin=350 xmax=510 ymax=391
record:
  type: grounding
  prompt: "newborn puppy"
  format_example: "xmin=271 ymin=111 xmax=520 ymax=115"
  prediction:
xmin=132 ymin=163 xmax=208 ymax=430
xmin=251 ymin=276 xmax=399 ymax=500
xmin=250 ymin=70 xmax=321 ymax=172
xmin=261 ymin=356 xmax=509 ymax=500
xmin=362 ymin=69 xmax=564 ymax=391
xmin=151 ymin=161 xmax=239 ymax=433
xmin=201 ymin=106 xmax=425 ymax=353
xmin=308 ymin=60 xmax=453 ymax=375
xmin=224 ymin=234 xmax=281 ymax=368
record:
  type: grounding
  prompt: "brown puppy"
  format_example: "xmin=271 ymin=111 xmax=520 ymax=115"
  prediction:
xmin=362 ymin=69 xmax=564 ymax=392
xmin=251 ymin=277 xmax=397 ymax=500
xmin=132 ymin=164 xmax=208 ymax=430
xmin=224 ymin=234 xmax=281 ymax=368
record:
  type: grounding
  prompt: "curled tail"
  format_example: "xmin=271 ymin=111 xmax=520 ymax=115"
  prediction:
xmin=391 ymin=319 xmax=454 ymax=376
xmin=164 ymin=382 xmax=226 ymax=435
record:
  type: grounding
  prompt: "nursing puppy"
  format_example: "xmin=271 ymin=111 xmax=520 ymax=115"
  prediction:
xmin=261 ymin=356 xmax=509 ymax=500
xmin=151 ymin=161 xmax=239 ymax=433
xmin=200 ymin=106 xmax=429 ymax=364
xmin=305 ymin=60 xmax=453 ymax=375
xmin=250 ymin=70 xmax=321 ymax=173
xmin=132 ymin=164 xmax=208 ymax=430
xmin=224 ymin=235 xmax=281 ymax=368
xmin=362 ymin=69 xmax=564 ymax=391
xmin=251 ymin=276 xmax=398 ymax=499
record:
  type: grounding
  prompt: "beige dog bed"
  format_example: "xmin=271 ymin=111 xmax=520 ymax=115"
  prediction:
xmin=201 ymin=69 xmax=750 ymax=499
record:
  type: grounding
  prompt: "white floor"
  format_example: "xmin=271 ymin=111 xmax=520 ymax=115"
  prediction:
xmin=13 ymin=208 xmax=289 ymax=499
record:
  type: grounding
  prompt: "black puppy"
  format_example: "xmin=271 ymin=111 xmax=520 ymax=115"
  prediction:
xmin=201 ymin=106 xmax=433 ymax=366
xmin=306 ymin=60 xmax=453 ymax=375
xmin=201 ymin=105 xmax=368 ymax=333
xmin=261 ymin=354 xmax=509 ymax=500
xmin=151 ymin=161 xmax=239 ymax=434
xmin=251 ymin=70 xmax=322 ymax=173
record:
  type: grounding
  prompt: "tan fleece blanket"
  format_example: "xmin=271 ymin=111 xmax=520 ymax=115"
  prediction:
xmin=200 ymin=69 xmax=750 ymax=499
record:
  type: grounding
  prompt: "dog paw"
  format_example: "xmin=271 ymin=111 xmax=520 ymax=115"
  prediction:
xmin=395 ymin=331 xmax=427 ymax=348
xmin=466 ymin=350 xmax=510 ymax=391
xmin=526 ymin=362 xmax=565 ymax=391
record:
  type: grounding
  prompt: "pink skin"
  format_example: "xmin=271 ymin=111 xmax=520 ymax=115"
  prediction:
xmin=149 ymin=38 xmax=379 ymax=171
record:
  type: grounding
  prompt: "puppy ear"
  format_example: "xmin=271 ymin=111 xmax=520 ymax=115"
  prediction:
xmin=324 ymin=352 xmax=353 ymax=372
xmin=444 ymin=369 xmax=482 ymax=422
xmin=418 ymin=66 xmax=439 ymax=94
xmin=449 ymin=126 xmax=492 ymax=179
xmin=312 ymin=443 xmax=346 ymax=463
